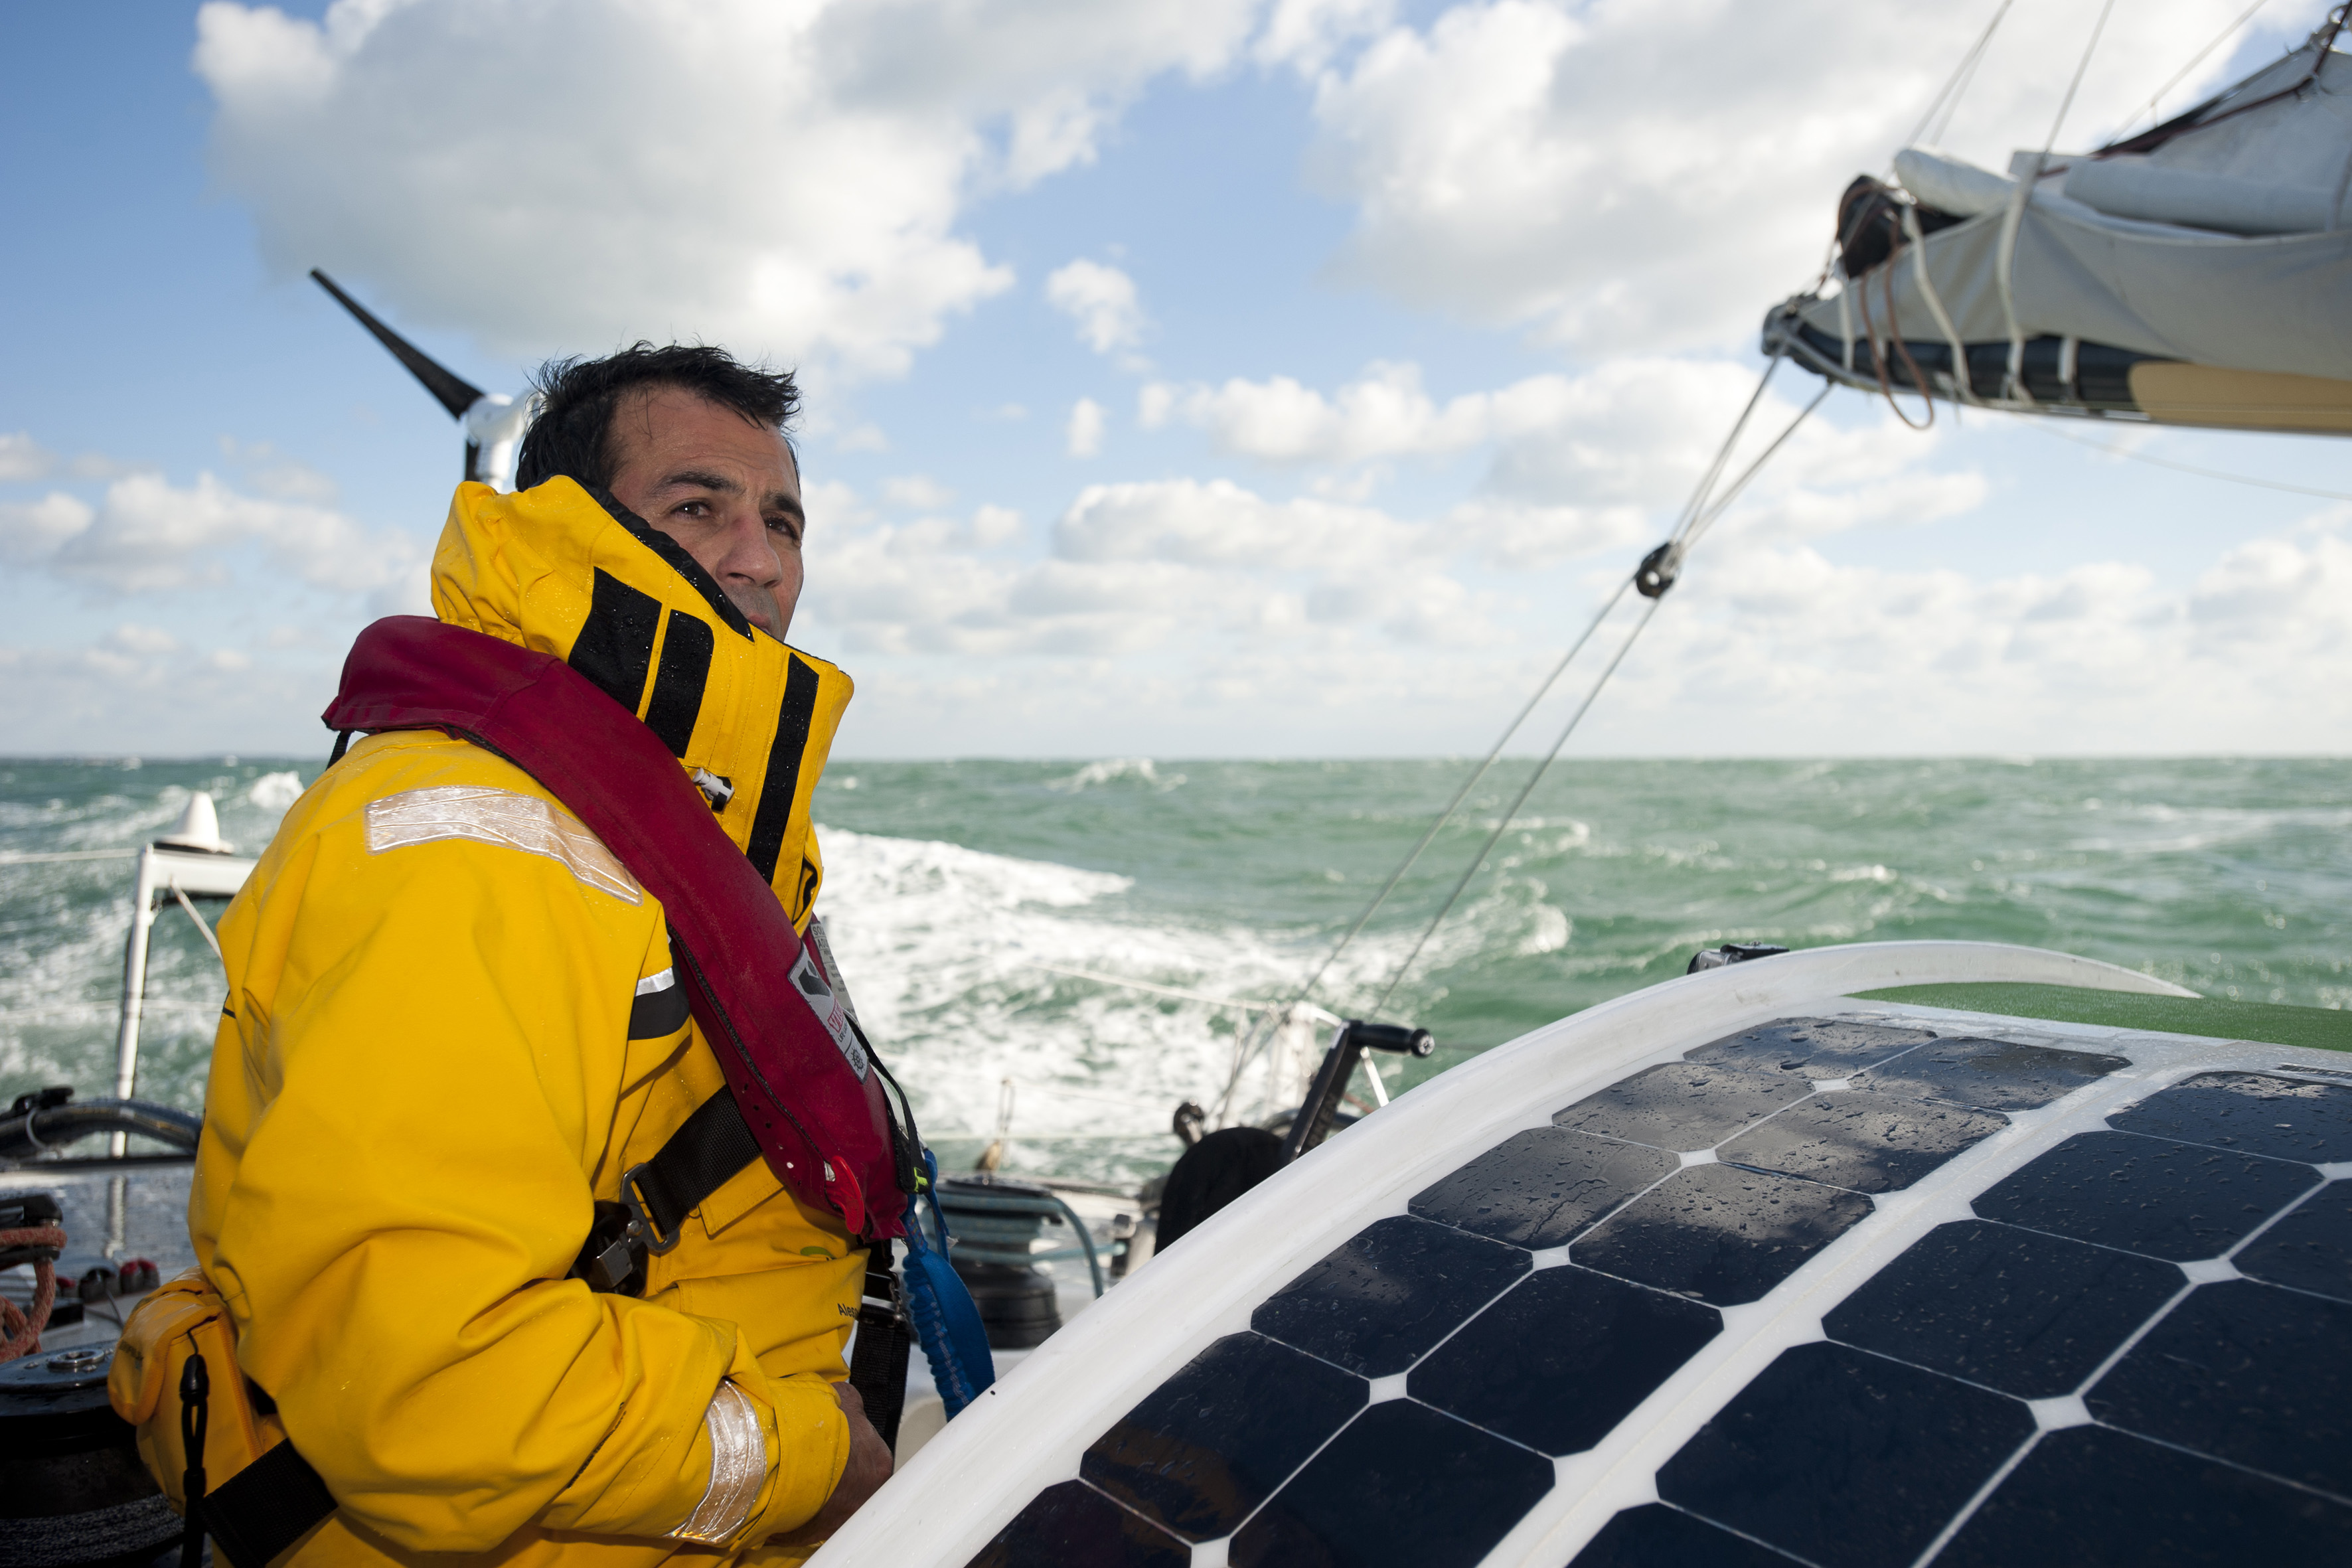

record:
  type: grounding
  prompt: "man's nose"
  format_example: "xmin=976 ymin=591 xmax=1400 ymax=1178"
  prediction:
xmin=708 ymin=507 xmax=783 ymax=588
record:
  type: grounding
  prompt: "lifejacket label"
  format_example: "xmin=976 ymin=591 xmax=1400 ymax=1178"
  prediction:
xmin=789 ymin=947 xmax=868 ymax=1081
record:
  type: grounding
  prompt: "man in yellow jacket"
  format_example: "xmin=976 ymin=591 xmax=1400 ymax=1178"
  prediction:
xmin=185 ymin=346 xmax=893 ymax=1562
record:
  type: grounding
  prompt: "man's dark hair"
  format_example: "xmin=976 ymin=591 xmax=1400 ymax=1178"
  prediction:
xmin=513 ymin=343 xmax=799 ymax=493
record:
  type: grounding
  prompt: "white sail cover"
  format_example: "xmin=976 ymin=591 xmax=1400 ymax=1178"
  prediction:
xmin=1774 ymin=34 xmax=2352 ymax=431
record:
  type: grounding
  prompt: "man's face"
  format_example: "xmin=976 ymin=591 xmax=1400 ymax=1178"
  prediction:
xmin=605 ymin=384 xmax=804 ymax=641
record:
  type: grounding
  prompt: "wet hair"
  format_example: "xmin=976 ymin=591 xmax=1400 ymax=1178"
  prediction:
xmin=512 ymin=343 xmax=799 ymax=493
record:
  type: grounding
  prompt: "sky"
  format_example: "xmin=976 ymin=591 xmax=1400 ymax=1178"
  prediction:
xmin=1 ymin=0 xmax=2347 ymax=759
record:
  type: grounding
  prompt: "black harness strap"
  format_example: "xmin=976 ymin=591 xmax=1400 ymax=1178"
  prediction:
xmin=202 ymin=1439 xmax=337 ymax=1567
xmin=846 ymin=1250 xmax=911 ymax=1451
xmin=627 ymin=1091 xmax=765 ymax=1249
xmin=570 ymin=1089 xmax=761 ymax=1297
xmin=570 ymin=1085 xmax=916 ymax=1458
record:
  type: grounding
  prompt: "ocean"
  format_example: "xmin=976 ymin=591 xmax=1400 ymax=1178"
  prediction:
xmin=2 ymin=755 xmax=2344 ymax=1186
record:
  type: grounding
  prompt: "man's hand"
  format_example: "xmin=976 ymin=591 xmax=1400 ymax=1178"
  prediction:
xmin=771 ymin=1381 xmax=894 ymax=1547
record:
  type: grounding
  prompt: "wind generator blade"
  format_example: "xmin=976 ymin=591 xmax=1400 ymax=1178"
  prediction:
xmin=309 ymin=269 xmax=485 ymax=421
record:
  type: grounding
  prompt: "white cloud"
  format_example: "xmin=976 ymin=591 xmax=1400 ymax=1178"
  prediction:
xmin=1296 ymin=0 xmax=2288 ymax=351
xmin=196 ymin=0 xmax=1265 ymax=379
xmin=0 ymin=630 xmax=338 ymax=754
xmin=0 ymin=433 xmax=52 ymax=483
xmin=1065 ymin=396 xmax=1108 ymax=457
xmin=822 ymin=508 xmax=2352 ymax=757
xmin=882 ymin=475 xmax=957 ymax=510
xmin=1052 ymin=477 xmax=1419 ymax=571
xmin=1145 ymin=360 xmax=1561 ymax=463
xmin=1046 ymin=260 xmax=1146 ymax=355
xmin=4 ymin=469 xmax=422 ymax=599
xmin=0 ymin=494 xmax=96 ymax=564
xmin=1255 ymin=0 xmax=1394 ymax=72
xmin=0 ymin=432 xmax=137 ymax=483
xmin=1589 ymin=515 xmax=2352 ymax=753
xmin=218 ymin=437 xmax=341 ymax=503
xmin=801 ymin=472 xmax=1494 ymax=659
xmin=1138 ymin=354 xmax=1986 ymax=566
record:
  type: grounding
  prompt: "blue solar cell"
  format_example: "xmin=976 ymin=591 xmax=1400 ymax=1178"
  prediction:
xmin=1553 ymin=1061 xmax=1810 ymax=1152
xmin=1083 ymin=1332 xmax=1367 ymax=1542
xmin=2236 ymin=1184 xmax=2352 ymax=1303
xmin=1971 ymin=1130 xmax=2319 ymax=1261
xmin=1251 ymin=1215 xmax=1530 ymax=1377
xmin=1716 ymin=1090 xmax=2007 ymax=1194
xmin=1937 ymin=1425 xmax=2352 ymax=1567
xmin=1226 ymin=1400 xmax=1553 ymax=1568
xmin=1408 ymin=1265 xmax=1721 ymax=1455
xmin=1573 ymin=1162 xmax=1873 ymax=1306
xmin=2088 ymin=1279 xmax=2352 ymax=1499
xmin=1849 ymin=1038 xmax=2130 ymax=1113
xmin=1409 ymin=1127 xmax=1677 ymax=1249
xmin=1824 ymin=1218 xmax=2183 ymax=1399
xmin=2108 ymin=1071 xmax=2352 ymax=1164
xmin=1569 ymin=1504 xmax=1802 ymax=1566
xmin=1656 ymin=1341 xmax=2033 ymax=1568
xmin=964 ymin=1479 xmax=1192 ymax=1568
xmin=1684 ymin=1017 xmax=1936 ymax=1077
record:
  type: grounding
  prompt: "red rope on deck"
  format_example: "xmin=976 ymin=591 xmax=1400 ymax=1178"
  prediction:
xmin=0 ymin=1223 xmax=67 ymax=1362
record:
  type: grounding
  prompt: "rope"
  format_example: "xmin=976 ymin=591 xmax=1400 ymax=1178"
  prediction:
xmin=0 ymin=1225 xmax=66 ymax=1362
xmin=1356 ymin=355 xmax=1832 ymax=1018
xmin=1910 ymin=0 xmax=2019 ymax=150
xmin=1677 ymin=385 xmax=1834 ymax=555
xmin=171 ymin=884 xmax=225 ymax=965
xmin=2105 ymin=0 xmax=2272 ymax=145
xmin=0 ymin=849 xmax=139 ymax=866
xmin=1208 ymin=578 xmax=1634 ymax=1122
xmin=2098 ymin=4 xmax=2345 ymax=158
xmin=1855 ymin=228 xmax=1936 ymax=430
xmin=2001 ymin=0 xmax=2118 ymax=399
xmin=2027 ymin=420 xmax=2352 ymax=503
xmin=1368 ymin=595 xmax=1664 ymax=1018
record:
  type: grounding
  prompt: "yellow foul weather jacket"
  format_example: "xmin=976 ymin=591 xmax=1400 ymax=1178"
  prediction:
xmin=167 ymin=478 xmax=861 ymax=1563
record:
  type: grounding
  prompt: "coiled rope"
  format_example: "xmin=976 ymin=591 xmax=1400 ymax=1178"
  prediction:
xmin=0 ymin=1223 xmax=66 ymax=1361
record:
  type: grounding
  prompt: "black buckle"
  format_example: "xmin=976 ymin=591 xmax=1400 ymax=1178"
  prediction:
xmin=572 ymin=1203 xmax=647 ymax=1297
xmin=856 ymin=1267 xmax=904 ymax=1328
xmin=619 ymin=1162 xmax=683 ymax=1256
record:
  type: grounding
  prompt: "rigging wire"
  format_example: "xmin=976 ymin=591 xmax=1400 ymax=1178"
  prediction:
xmin=1345 ymin=374 xmax=1830 ymax=1034
xmin=1210 ymin=340 xmax=1811 ymax=1122
xmin=1679 ymin=385 xmax=1835 ymax=554
xmin=2040 ymin=0 xmax=2119 ymax=169
xmin=1366 ymin=595 xmax=1664 ymax=1020
xmin=1204 ymin=580 xmax=1634 ymax=1122
xmin=1910 ymin=0 xmax=2018 ymax=150
xmin=2027 ymin=419 xmax=2352 ymax=503
xmin=2105 ymin=0 xmax=2273 ymax=146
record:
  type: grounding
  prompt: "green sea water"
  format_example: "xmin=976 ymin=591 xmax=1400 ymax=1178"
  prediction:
xmin=2 ymin=755 xmax=2345 ymax=1184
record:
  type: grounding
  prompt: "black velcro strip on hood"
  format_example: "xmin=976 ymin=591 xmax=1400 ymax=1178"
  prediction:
xmin=591 ymin=488 xmax=755 ymax=640
xmin=570 ymin=569 xmax=661 ymax=714
xmin=643 ymin=610 xmax=716 ymax=757
xmin=746 ymin=655 xmax=822 ymax=884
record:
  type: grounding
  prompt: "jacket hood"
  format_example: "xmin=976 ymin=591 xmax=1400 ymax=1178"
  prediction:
xmin=430 ymin=477 xmax=850 ymax=928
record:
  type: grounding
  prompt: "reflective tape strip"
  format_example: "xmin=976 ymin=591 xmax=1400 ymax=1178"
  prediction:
xmin=364 ymin=786 xmax=642 ymax=905
xmin=629 ymin=967 xmax=690 ymax=1038
xmin=670 ymin=1381 xmax=766 ymax=1544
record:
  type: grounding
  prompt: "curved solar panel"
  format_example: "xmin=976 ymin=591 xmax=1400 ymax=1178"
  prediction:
xmin=958 ymin=1015 xmax=2352 ymax=1568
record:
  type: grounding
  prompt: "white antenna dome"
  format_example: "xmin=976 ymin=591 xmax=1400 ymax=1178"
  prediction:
xmin=155 ymin=791 xmax=234 ymax=854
